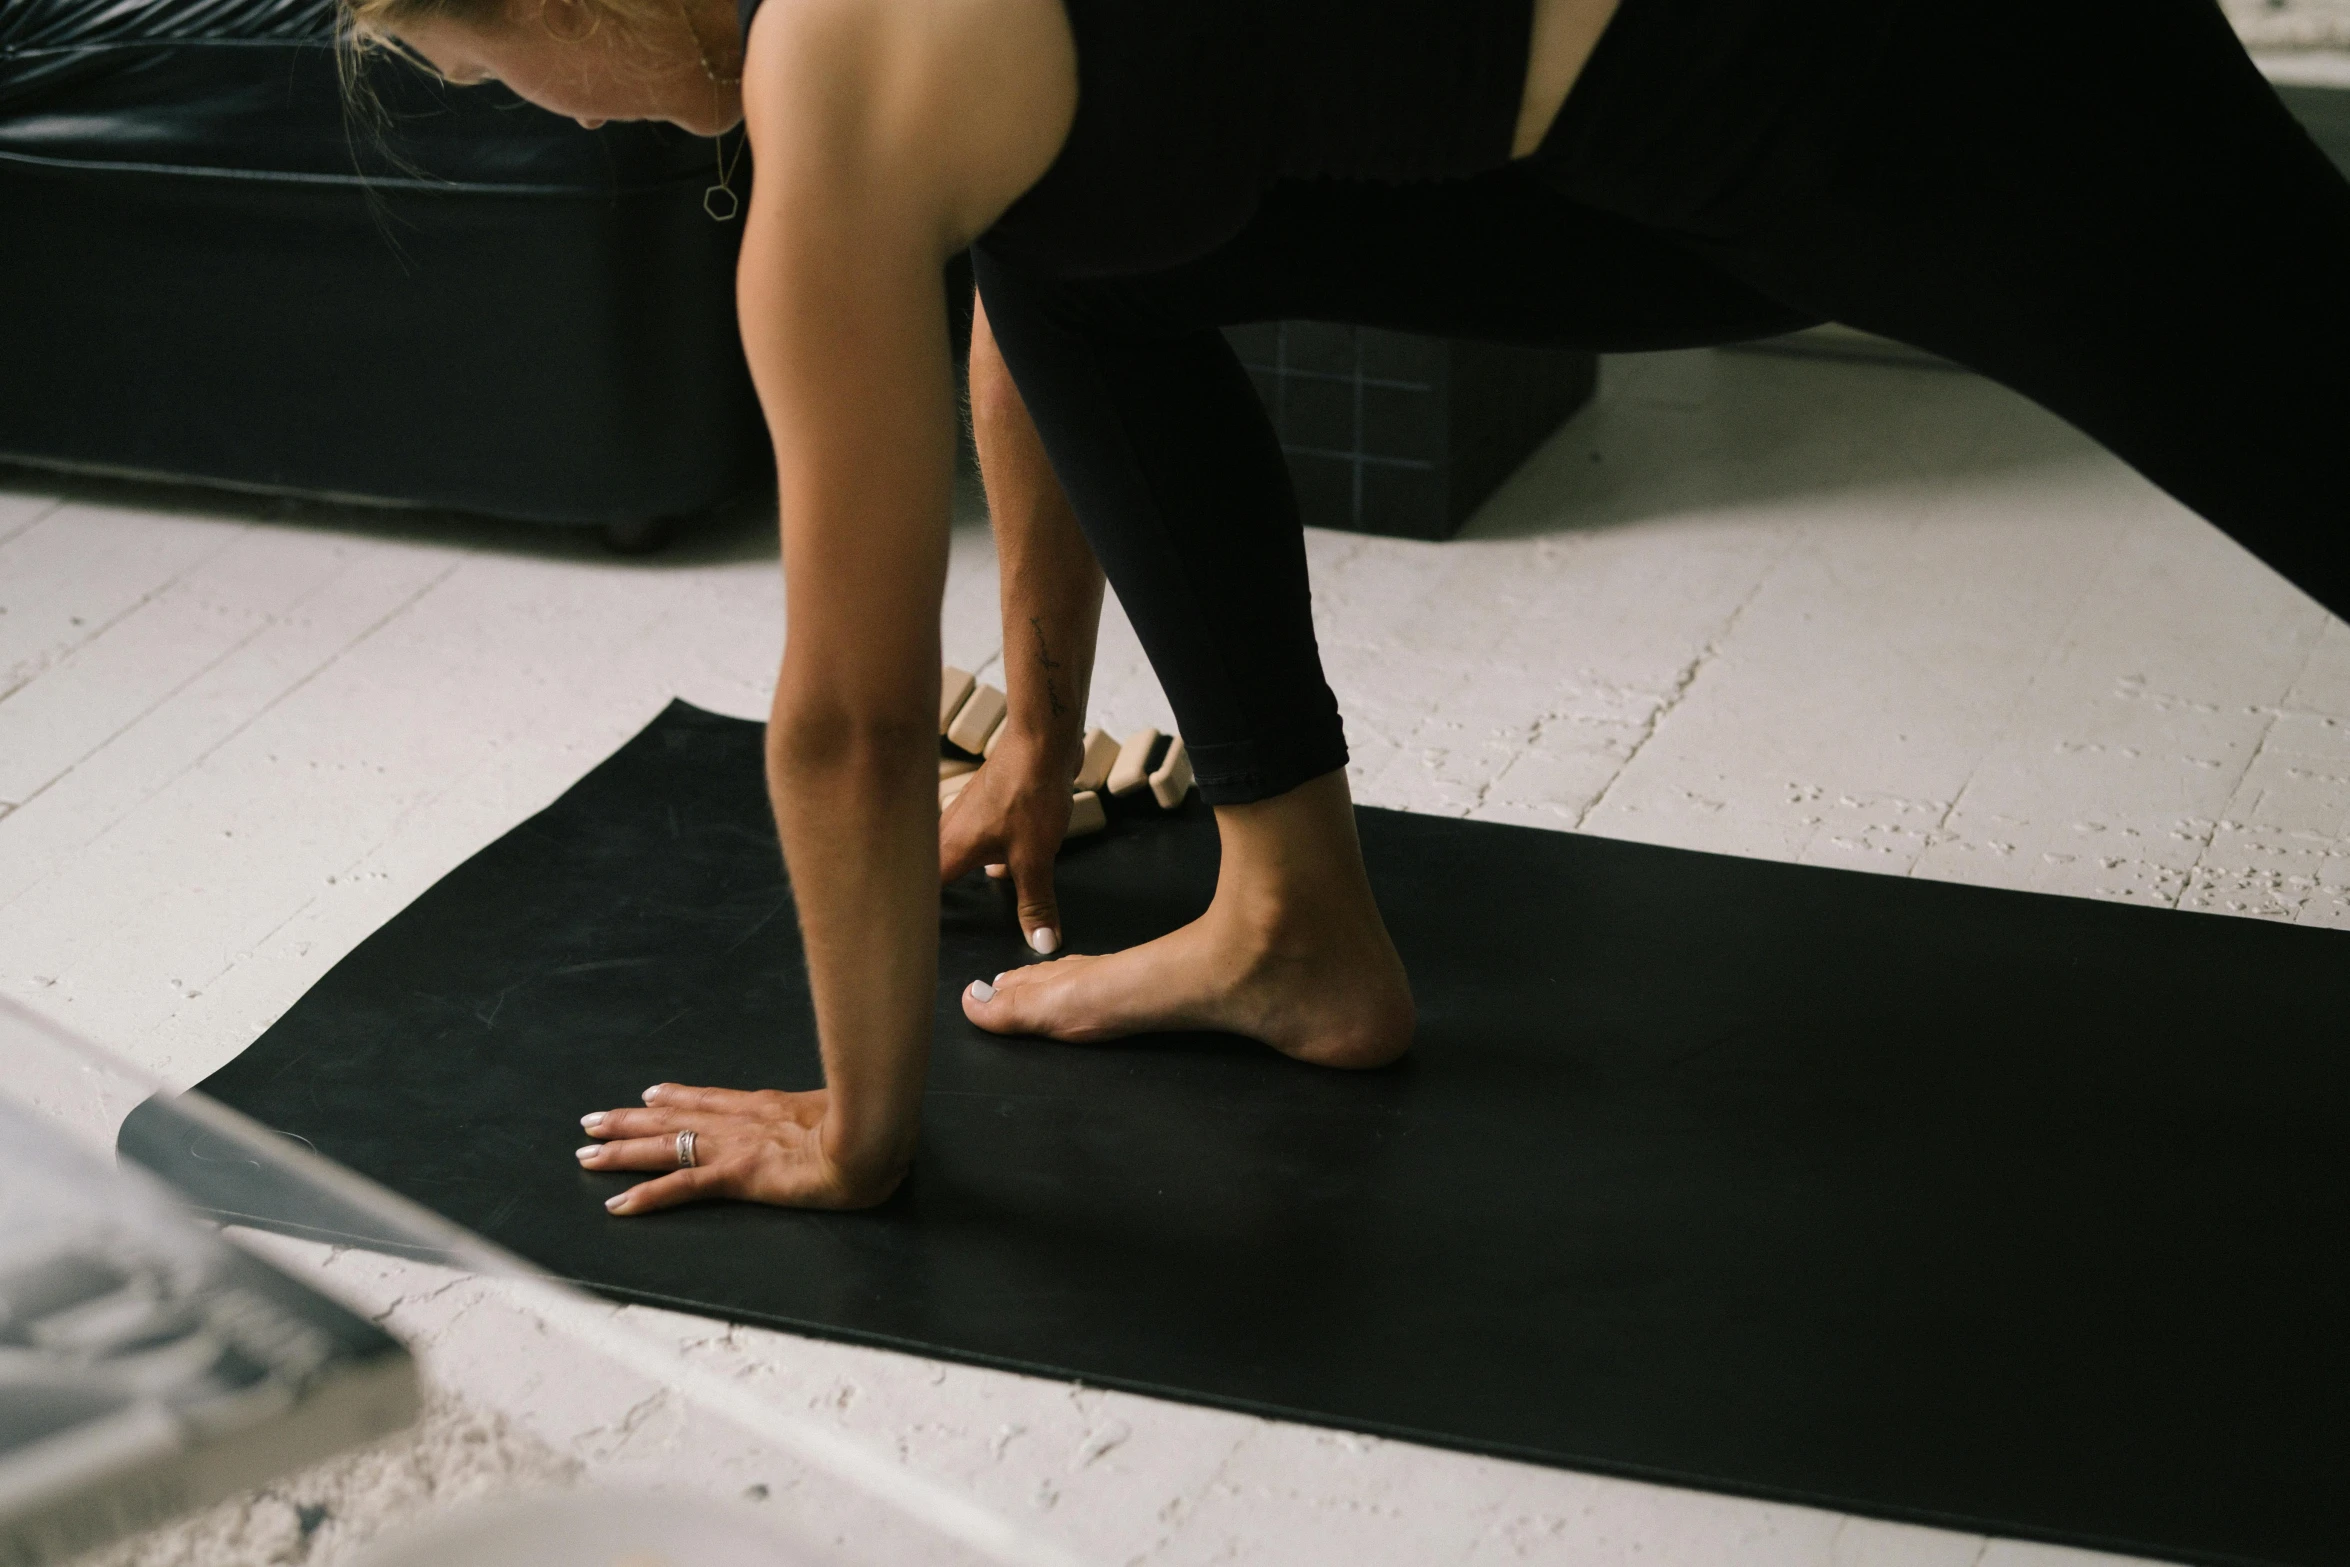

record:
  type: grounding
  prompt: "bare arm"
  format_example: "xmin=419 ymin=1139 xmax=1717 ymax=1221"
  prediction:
xmin=939 ymin=297 xmax=1107 ymax=952
xmin=977 ymin=296 xmax=1104 ymax=766
xmin=582 ymin=0 xmax=1076 ymax=1212
xmin=752 ymin=166 xmax=955 ymax=1196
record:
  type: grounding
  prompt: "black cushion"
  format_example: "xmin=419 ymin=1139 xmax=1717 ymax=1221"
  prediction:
xmin=0 ymin=0 xmax=709 ymax=186
xmin=0 ymin=0 xmax=769 ymax=529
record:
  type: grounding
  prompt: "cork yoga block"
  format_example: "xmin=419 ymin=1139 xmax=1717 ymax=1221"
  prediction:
xmin=945 ymin=683 xmax=1007 ymax=756
xmin=1073 ymin=727 xmax=1119 ymax=794
xmin=1106 ymin=728 xmax=1160 ymax=798
xmin=939 ymin=666 xmax=976 ymax=735
xmin=1148 ymin=735 xmax=1194 ymax=809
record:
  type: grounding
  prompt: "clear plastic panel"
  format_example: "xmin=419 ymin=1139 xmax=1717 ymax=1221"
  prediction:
xmin=0 ymin=1000 xmax=1081 ymax=1567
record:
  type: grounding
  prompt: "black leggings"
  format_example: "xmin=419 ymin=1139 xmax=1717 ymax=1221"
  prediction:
xmin=973 ymin=0 xmax=2350 ymax=806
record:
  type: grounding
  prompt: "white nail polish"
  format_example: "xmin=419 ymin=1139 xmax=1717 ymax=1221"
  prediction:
xmin=642 ymin=1085 xmax=661 ymax=1103
xmin=605 ymin=1193 xmax=625 ymax=1212
xmin=969 ymin=979 xmax=995 ymax=1002
xmin=1030 ymin=927 xmax=1059 ymax=954
xmin=580 ymin=1112 xmax=603 ymax=1131
xmin=575 ymin=1145 xmax=599 ymax=1161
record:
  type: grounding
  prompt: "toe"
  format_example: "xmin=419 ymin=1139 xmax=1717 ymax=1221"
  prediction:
xmin=961 ymin=963 xmax=1059 ymax=1037
xmin=962 ymin=972 xmax=1022 ymax=1034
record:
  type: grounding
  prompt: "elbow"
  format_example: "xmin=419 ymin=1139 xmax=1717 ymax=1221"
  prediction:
xmin=767 ymin=691 xmax=936 ymax=782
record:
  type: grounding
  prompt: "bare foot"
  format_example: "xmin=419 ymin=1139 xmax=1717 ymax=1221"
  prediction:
xmin=962 ymin=902 xmax=1413 ymax=1068
xmin=961 ymin=767 xmax=1416 ymax=1069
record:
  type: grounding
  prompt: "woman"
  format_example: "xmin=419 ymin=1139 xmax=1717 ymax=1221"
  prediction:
xmin=365 ymin=0 xmax=2350 ymax=1213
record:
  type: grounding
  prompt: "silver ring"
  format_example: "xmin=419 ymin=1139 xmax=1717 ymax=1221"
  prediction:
xmin=675 ymin=1128 xmax=698 ymax=1169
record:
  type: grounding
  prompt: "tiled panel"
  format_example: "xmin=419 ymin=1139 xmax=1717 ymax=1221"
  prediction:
xmin=1355 ymin=459 xmax=1451 ymax=539
xmin=1280 ymin=320 xmax=1361 ymax=375
xmin=1280 ymin=375 xmax=1360 ymax=454
xmin=1227 ymin=323 xmax=1595 ymax=540
xmin=1357 ymin=329 xmax=1446 ymax=384
xmin=1283 ymin=450 xmax=1359 ymax=531
xmin=1361 ymin=382 xmax=1447 ymax=465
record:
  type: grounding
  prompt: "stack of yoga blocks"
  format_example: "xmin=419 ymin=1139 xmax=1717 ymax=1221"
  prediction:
xmin=936 ymin=665 xmax=1194 ymax=841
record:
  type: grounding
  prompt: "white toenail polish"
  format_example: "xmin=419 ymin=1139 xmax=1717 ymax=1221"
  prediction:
xmin=1030 ymin=927 xmax=1058 ymax=955
xmin=969 ymin=979 xmax=996 ymax=1002
xmin=575 ymin=1145 xmax=598 ymax=1161
xmin=580 ymin=1113 xmax=603 ymax=1131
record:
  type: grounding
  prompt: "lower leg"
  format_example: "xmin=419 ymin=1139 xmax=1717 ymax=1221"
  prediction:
xmin=961 ymin=769 xmax=1416 ymax=1069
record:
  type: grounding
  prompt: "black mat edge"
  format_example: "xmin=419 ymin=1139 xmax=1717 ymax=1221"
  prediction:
xmin=124 ymin=698 xmax=2335 ymax=1567
xmin=138 ymin=1163 xmax=2254 ymax=1567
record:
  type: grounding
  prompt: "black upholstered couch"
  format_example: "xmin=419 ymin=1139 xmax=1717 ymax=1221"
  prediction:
xmin=0 ymin=0 xmax=768 ymax=549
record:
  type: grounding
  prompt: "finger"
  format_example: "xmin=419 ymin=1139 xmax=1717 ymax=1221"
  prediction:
xmin=580 ymin=1105 xmax=689 ymax=1140
xmin=1009 ymin=839 xmax=1064 ymax=955
xmin=604 ymin=1164 xmax=724 ymax=1216
xmin=639 ymin=1082 xmax=759 ymax=1112
xmin=985 ymin=863 xmax=1009 ymax=879
xmin=576 ymin=1132 xmax=704 ymax=1172
xmin=580 ymin=1101 xmax=720 ymax=1139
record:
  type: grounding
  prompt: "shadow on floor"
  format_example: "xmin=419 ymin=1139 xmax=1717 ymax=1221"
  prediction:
xmin=9 ymin=349 xmax=2089 ymax=561
xmin=0 ymin=458 xmax=784 ymax=568
xmin=1462 ymin=347 xmax=2104 ymax=543
xmin=1 ymin=422 xmax=1000 ymax=570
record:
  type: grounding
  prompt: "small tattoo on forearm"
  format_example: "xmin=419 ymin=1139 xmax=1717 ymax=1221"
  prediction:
xmin=1029 ymin=616 xmax=1068 ymax=717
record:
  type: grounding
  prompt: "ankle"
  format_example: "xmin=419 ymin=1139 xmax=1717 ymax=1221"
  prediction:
xmin=1203 ymin=768 xmax=1398 ymax=959
xmin=1203 ymin=879 xmax=1393 ymax=985
xmin=1206 ymin=874 xmax=1335 ymax=950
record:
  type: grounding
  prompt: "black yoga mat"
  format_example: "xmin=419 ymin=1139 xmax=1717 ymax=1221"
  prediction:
xmin=125 ymin=701 xmax=2348 ymax=1567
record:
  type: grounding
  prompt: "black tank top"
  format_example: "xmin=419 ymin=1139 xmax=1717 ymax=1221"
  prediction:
xmin=736 ymin=0 xmax=1534 ymax=277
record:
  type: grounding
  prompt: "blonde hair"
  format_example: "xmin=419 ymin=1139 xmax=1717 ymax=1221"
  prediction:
xmin=340 ymin=0 xmax=681 ymax=48
xmin=337 ymin=0 xmax=697 ymax=98
xmin=335 ymin=0 xmax=695 ymax=131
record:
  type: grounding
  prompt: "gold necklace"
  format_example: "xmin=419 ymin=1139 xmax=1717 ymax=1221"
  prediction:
xmin=674 ymin=0 xmax=741 ymax=86
xmin=705 ymin=128 xmax=748 ymax=222
xmin=671 ymin=0 xmax=745 ymax=221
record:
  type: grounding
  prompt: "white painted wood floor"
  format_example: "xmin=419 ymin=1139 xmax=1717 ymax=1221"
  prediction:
xmin=6 ymin=345 xmax=2336 ymax=1565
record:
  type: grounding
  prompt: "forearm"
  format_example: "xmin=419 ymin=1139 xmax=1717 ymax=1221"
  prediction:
xmin=766 ymin=692 xmax=939 ymax=1180
xmin=971 ymin=295 xmax=1105 ymax=770
xmin=763 ymin=395 xmax=954 ymax=1183
xmin=749 ymin=244 xmax=959 ymax=1187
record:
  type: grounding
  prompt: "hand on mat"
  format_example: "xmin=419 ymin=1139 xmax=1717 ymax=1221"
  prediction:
xmin=576 ymin=1084 xmax=903 ymax=1213
xmin=938 ymin=728 xmax=1071 ymax=956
